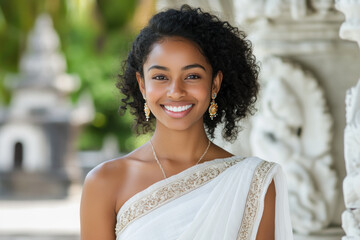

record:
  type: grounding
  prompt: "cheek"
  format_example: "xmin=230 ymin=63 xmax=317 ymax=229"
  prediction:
xmin=143 ymin=83 xmax=166 ymax=109
xmin=144 ymin=81 xmax=163 ymax=96
xmin=190 ymin=86 xmax=211 ymax=103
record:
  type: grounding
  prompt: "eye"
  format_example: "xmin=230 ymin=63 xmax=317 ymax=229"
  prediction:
xmin=152 ymin=75 xmax=168 ymax=80
xmin=186 ymin=74 xmax=200 ymax=80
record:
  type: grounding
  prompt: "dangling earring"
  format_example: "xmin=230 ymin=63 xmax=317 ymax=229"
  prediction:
xmin=208 ymin=93 xmax=218 ymax=120
xmin=144 ymin=98 xmax=150 ymax=121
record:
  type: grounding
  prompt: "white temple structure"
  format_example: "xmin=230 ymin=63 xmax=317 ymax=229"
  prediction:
xmin=0 ymin=14 xmax=94 ymax=198
xmin=336 ymin=0 xmax=360 ymax=239
xmin=156 ymin=1 xmax=359 ymax=239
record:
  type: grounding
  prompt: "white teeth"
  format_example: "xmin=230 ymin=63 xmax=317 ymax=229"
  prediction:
xmin=164 ymin=104 xmax=192 ymax=112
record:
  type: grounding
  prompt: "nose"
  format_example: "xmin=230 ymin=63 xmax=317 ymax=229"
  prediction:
xmin=167 ymin=79 xmax=186 ymax=99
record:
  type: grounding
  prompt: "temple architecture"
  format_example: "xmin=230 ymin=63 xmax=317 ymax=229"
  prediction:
xmin=336 ymin=0 xmax=360 ymax=239
xmin=0 ymin=14 xmax=94 ymax=198
xmin=155 ymin=1 xmax=359 ymax=239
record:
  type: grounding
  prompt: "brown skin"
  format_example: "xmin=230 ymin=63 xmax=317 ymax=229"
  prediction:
xmin=257 ymin=180 xmax=276 ymax=239
xmin=80 ymin=37 xmax=275 ymax=240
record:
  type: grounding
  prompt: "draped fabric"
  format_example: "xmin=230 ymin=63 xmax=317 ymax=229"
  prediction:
xmin=115 ymin=156 xmax=293 ymax=240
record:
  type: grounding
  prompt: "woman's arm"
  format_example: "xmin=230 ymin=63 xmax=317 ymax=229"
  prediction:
xmin=80 ymin=163 xmax=118 ymax=240
xmin=256 ymin=180 xmax=276 ymax=240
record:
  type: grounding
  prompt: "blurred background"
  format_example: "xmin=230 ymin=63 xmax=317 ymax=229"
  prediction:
xmin=0 ymin=0 xmax=155 ymax=154
xmin=0 ymin=0 xmax=154 ymax=239
xmin=0 ymin=0 xmax=359 ymax=239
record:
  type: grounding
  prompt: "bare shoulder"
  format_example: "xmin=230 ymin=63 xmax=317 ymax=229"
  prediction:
xmin=256 ymin=180 xmax=276 ymax=240
xmin=80 ymin=152 xmax=151 ymax=240
xmin=84 ymin=144 xmax=162 ymax=213
xmin=85 ymin=157 xmax=130 ymax=187
xmin=83 ymin=151 xmax=148 ymax=199
xmin=81 ymin=156 xmax=134 ymax=215
xmin=84 ymin=141 xmax=153 ymax=184
xmin=79 ymin=158 xmax=124 ymax=239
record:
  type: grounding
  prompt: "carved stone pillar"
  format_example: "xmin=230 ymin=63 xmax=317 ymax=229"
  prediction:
xmin=335 ymin=1 xmax=360 ymax=239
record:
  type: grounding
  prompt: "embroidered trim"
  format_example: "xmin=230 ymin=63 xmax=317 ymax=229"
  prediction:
xmin=115 ymin=158 xmax=243 ymax=236
xmin=237 ymin=161 xmax=276 ymax=240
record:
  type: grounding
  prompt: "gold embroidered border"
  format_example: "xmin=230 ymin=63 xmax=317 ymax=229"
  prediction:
xmin=115 ymin=158 xmax=243 ymax=235
xmin=237 ymin=161 xmax=276 ymax=240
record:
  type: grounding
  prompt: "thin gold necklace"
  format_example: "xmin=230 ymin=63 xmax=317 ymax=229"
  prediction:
xmin=149 ymin=139 xmax=211 ymax=179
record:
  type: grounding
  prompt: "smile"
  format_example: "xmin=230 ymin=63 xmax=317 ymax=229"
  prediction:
xmin=163 ymin=104 xmax=193 ymax=112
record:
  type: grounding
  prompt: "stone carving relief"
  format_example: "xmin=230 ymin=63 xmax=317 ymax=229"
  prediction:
xmin=342 ymin=80 xmax=360 ymax=237
xmin=336 ymin=1 xmax=360 ymax=239
xmin=234 ymin=0 xmax=336 ymax=23
xmin=342 ymin=208 xmax=360 ymax=237
xmin=336 ymin=0 xmax=360 ymax=44
xmin=156 ymin=0 xmax=234 ymax=23
xmin=157 ymin=0 xmax=336 ymax=22
xmin=344 ymin=80 xmax=360 ymax=208
xmin=250 ymin=57 xmax=338 ymax=234
xmin=232 ymin=0 xmax=343 ymax=56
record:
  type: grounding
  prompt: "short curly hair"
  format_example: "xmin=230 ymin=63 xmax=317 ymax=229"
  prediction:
xmin=117 ymin=5 xmax=259 ymax=142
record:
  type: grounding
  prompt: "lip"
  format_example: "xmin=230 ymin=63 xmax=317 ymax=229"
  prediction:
xmin=161 ymin=102 xmax=194 ymax=106
xmin=161 ymin=103 xmax=194 ymax=118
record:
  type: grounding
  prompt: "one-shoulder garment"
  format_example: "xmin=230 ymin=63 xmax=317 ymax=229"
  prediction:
xmin=115 ymin=156 xmax=293 ymax=240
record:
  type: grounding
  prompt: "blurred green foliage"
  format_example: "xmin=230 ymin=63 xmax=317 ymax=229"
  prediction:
xmin=0 ymin=0 xmax=149 ymax=152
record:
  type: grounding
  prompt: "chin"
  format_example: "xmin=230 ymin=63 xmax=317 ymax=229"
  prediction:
xmin=157 ymin=118 xmax=203 ymax=132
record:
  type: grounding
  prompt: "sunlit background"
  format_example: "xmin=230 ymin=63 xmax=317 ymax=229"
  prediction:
xmin=0 ymin=0 xmax=154 ymax=239
xmin=1 ymin=0 xmax=360 ymax=239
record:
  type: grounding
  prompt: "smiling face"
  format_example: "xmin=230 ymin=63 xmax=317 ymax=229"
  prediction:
xmin=137 ymin=37 xmax=222 ymax=132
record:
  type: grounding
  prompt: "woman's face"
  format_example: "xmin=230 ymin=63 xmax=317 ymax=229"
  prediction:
xmin=137 ymin=37 xmax=222 ymax=132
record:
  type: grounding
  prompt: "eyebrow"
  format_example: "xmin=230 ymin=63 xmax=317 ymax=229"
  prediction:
xmin=147 ymin=64 xmax=206 ymax=72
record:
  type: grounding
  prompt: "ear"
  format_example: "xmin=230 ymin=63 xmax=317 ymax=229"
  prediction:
xmin=136 ymin=72 xmax=146 ymax=98
xmin=212 ymin=71 xmax=223 ymax=95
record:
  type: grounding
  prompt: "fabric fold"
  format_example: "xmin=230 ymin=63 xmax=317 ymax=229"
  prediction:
xmin=115 ymin=156 xmax=293 ymax=240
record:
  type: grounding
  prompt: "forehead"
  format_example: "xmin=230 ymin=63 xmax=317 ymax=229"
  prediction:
xmin=144 ymin=37 xmax=210 ymax=68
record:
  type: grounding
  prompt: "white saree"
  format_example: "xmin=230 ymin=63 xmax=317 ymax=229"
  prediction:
xmin=115 ymin=156 xmax=293 ymax=240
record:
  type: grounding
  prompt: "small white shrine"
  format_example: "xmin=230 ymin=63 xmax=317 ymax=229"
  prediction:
xmin=0 ymin=14 xmax=94 ymax=198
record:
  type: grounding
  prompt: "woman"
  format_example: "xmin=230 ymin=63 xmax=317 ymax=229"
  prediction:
xmin=80 ymin=5 xmax=293 ymax=240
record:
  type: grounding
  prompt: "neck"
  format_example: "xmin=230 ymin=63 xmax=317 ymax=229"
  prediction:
xmin=150 ymin=121 xmax=210 ymax=164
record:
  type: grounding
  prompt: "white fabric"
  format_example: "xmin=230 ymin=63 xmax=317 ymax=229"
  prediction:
xmin=115 ymin=156 xmax=293 ymax=240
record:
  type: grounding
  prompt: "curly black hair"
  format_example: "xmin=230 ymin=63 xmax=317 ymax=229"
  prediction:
xmin=117 ymin=5 xmax=259 ymax=142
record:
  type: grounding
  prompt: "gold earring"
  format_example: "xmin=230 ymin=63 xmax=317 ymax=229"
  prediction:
xmin=144 ymin=99 xmax=150 ymax=121
xmin=209 ymin=93 xmax=218 ymax=120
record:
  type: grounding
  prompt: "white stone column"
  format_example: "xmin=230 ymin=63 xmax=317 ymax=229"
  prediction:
xmin=335 ymin=1 xmax=360 ymax=239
